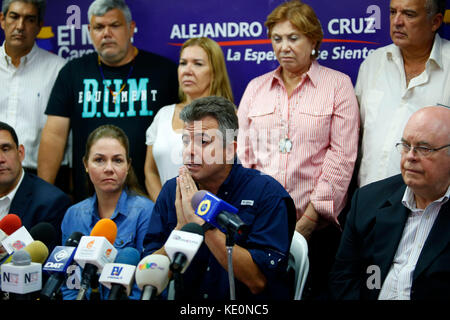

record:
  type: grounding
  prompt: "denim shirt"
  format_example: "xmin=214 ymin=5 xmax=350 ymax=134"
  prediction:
xmin=60 ymin=189 xmax=154 ymax=300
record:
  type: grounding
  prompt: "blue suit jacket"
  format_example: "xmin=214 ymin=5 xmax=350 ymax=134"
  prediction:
xmin=9 ymin=172 xmax=72 ymax=247
xmin=329 ymin=174 xmax=450 ymax=300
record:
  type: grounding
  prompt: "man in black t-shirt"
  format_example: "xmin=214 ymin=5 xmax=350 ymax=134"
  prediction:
xmin=38 ymin=0 xmax=178 ymax=202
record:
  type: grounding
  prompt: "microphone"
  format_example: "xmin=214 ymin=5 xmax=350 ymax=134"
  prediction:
xmin=164 ymin=223 xmax=204 ymax=300
xmin=40 ymin=232 xmax=84 ymax=300
xmin=2 ymin=240 xmax=49 ymax=265
xmin=135 ymin=254 xmax=170 ymax=300
xmin=1 ymin=222 xmax=57 ymax=258
xmin=99 ymin=247 xmax=141 ymax=300
xmin=192 ymin=191 xmax=247 ymax=300
xmin=164 ymin=223 xmax=204 ymax=274
xmin=29 ymin=222 xmax=58 ymax=253
xmin=1 ymin=226 xmax=33 ymax=256
xmin=0 ymin=214 xmax=22 ymax=260
xmin=191 ymin=190 xmax=247 ymax=235
xmin=0 ymin=214 xmax=22 ymax=240
xmin=74 ymin=219 xmax=118 ymax=300
xmin=1 ymin=250 xmax=42 ymax=300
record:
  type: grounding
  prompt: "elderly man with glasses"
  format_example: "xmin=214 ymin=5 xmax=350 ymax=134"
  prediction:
xmin=330 ymin=106 xmax=450 ymax=300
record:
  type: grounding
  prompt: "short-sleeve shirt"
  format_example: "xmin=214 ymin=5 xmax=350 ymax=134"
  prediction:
xmin=45 ymin=50 xmax=179 ymax=201
xmin=143 ymin=163 xmax=296 ymax=300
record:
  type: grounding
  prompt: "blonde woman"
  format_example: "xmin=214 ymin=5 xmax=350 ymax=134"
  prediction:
xmin=144 ymin=37 xmax=233 ymax=202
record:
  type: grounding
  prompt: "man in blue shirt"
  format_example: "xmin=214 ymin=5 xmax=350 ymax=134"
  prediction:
xmin=143 ymin=96 xmax=296 ymax=300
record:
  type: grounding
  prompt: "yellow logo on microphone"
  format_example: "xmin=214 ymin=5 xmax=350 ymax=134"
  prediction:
xmin=197 ymin=199 xmax=211 ymax=216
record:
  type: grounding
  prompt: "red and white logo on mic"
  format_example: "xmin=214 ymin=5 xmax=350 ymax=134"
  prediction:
xmin=74 ymin=236 xmax=117 ymax=271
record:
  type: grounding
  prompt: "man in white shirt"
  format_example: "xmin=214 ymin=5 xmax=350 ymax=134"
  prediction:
xmin=0 ymin=0 xmax=71 ymax=192
xmin=330 ymin=106 xmax=450 ymax=300
xmin=356 ymin=0 xmax=449 ymax=187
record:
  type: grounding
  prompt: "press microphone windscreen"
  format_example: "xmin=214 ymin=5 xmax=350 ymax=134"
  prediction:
xmin=90 ymin=219 xmax=117 ymax=245
xmin=181 ymin=222 xmax=204 ymax=237
xmin=3 ymin=240 xmax=49 ymax=265
xmin=65 ymin=232 xmax=84 ymax=247
xmin=115 ymin=247 xmax=141 ymax=266
xmin=11 ymin=249 xmax=31 ymax=266
xmin=191 ymin=190 xmax=208 ymax=210
xmin=29 ymin=222 xmax=57 ymax=250
xmin=135 ymin=254 xmax=171 ymax=294
xmin=0 ymin=214 xmax=22 ymax=235
xmin=24 ymin=240 xmax=49 ymax=264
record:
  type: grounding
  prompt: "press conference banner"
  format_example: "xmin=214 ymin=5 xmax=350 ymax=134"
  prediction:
xmin=1 ymin=0 xmax=449 ymax=103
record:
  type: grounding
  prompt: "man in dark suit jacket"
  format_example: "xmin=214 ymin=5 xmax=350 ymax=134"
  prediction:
xmin=329 ymin=106 xmax=450 ymax=300
xmin=0 ymin=121 xmax=71 ymax=245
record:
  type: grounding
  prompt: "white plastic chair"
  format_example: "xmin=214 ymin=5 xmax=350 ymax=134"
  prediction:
xmin=287 ymin=231 xmax=309 ymax=300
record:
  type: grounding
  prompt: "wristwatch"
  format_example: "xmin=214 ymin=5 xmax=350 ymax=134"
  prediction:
xmin=201 ymin=222 xmax=216 ymax=233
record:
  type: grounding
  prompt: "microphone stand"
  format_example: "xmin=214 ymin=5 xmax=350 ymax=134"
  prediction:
xmin=225 ymin=231 xmax=236 ymax=300
xmin=173 ymin=271 xmax=184 ymax=300
xmin=216 ymin=212 xmax=247 ymax=300
xmin=170 ymin=253 xmax=186 ymax=300
xmin=90 ymin=276 xmax=101 ymax=301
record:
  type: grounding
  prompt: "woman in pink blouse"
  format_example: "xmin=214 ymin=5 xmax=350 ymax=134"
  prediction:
xmin=237 ymin=0 xmax=360 ymax=299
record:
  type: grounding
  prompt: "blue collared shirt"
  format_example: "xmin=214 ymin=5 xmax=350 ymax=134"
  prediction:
xmin=143 ymin=163 xmax=296 ymax=300
xmin=60 ymin=189 xmax=154 ymax=300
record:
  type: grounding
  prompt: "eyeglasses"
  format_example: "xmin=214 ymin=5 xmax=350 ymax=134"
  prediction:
xmin=395 ymin=142 xmax=450 ymax=157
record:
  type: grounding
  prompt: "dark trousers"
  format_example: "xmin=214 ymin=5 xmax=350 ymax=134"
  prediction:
xmin=302 ymin=223 xmax=342 ymax=300
xmin=302 ymin=172 xmax=359 ymax=300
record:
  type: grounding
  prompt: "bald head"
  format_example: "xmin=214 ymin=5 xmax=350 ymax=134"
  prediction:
xmin=405 ymin=106 xmax=450 ymax=154
xmin=400 ymin=106 xmax=450 ymax=208
xmin=406 ymin=106 xmax=450 ymax=138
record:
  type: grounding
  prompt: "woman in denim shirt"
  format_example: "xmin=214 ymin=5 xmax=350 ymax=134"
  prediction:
xmin=60 ymin=124 xmax=154 ymax=300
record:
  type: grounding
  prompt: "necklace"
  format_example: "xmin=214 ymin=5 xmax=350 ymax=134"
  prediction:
xmin=97 ymin=47 xmax=138 ymax=104
xmin=277 ymin=71 xmax=307 ymax=153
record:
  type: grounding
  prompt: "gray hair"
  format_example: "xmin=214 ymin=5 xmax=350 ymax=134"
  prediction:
xmin=87 ymin=0 xmax=132 ymax=24
xmin=2 ymin=0 xmax=46 ymax=23
xmin=425 ymin=0 xmax=446 ymax=18
xmin=179 ymin=96 xmax=238 ymax=145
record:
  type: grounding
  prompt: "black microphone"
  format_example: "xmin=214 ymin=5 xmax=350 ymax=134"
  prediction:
xmin=29 ymin=222 xmax=58 ymax=253
xmin=40 ymin=232 xmax=84 ymax=300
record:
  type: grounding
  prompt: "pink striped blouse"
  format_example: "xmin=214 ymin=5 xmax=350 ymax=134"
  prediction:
xmin=237 ymin=60 xmax=360 ymax=224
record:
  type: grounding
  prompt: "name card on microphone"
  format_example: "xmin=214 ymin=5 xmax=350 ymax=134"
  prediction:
xmin=1 ymin=262 xmax=42 ymax=294
xmin=1 ymin=226 xmax=34 ymax=255
xmin=43 ymin=246 xmax=77 ymax=274
xmin=194 ymin=191 xmax=239 ymax=233
xmin=164 ymin=230 xmax=203 ymax=273
xmin=74 ymin=236 xmax=117 ymax=272
xmin=99 ymin=263 xmax=136 ymax=296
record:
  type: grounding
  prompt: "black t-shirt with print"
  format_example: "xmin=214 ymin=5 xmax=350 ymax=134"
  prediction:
xmin=46 ymin=50 xmax=179 ymax=201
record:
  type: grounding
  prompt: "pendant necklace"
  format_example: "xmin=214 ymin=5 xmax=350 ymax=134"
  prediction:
xmin=97 ymin=47 xmax=138 ymax=104
xmin=277 ymin=90 xmax=292 ymax=154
